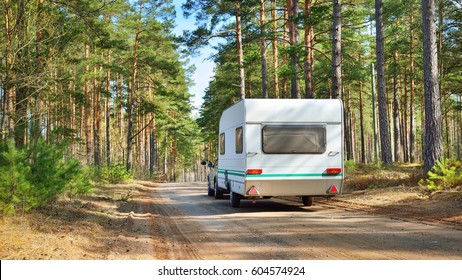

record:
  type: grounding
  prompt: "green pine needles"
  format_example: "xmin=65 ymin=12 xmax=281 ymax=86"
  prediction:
xmin=420 ymin=158 xmax=462 ymax=194
xmin=0 ymin=140 xmax=92 ymax=215
xmin=0 ymin=141 xmax=32 ymax=214
xmin=101 ymin=164 xmax=133 ymax=184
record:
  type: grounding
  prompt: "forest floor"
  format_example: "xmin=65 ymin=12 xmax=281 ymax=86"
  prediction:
xmin=1 ymin=164 xmax=461 ymax=260
xmin=327 ymin=164 xmax=462 ymax=227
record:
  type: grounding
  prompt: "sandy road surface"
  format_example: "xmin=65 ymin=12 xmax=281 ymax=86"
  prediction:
xmin=141 ymin=182 xmax=462 ymax=260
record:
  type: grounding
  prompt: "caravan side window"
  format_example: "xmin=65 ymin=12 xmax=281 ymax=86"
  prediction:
xmin=235 ymin=127 xmax=243 ymax=154
xmin=220 ymin=133 xmax=225 ymax=155
xmin=262 ymin=125 xmax=326 ymax=154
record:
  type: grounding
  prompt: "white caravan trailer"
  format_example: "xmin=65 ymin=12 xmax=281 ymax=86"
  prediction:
xmin=212 ymin=98 xmax=344 ymax=208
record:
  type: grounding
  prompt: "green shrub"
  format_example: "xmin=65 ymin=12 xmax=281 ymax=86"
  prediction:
xmin=27 ymin=140 xmax=79 ymax=206
xmin=0 ymin=140 xmax=94 ymax=214
xmin=0 ymin=141 xmax=33 ymax=214
xmin=344 ymin=160 xmax=357 ymax=173
xmin=102 ymin=164 xmax=132 ymax=183
xmin=65 ymin=165 xmax=93 ymax=199
xmin=420 ymin=158 xmax=462 ymax=193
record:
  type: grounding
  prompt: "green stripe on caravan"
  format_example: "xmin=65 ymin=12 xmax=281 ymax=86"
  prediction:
xmin=218 ymin=169 xmax=246 ymax=177
xmin=218 ymin=169 xmax=342 ymax=178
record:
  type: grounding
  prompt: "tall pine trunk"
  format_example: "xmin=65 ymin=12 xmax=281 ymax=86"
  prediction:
xmin=126 ymin=26 xmax=141 ymax=171
xmin=14 ymin=0 xmax=27 ymax=147
xmin=260 ymin=0 xmax=268 ymax=98
xmin=409 ymin=4 xmax=416 ymax=163
xmin=437 ymin=0 xmax=448 ymax=159
xmin=331 ymin=0 xmax=342 ymax=99
xmin=236 ymin=1 xmax=246 ymax=100
xmin=147 ymin=76 xmax=156 ymax=176
xmin=93 ymin=49 xmax=102 ymax=168
xmin=359 ymin=80 xmax=366 ymax=163
xmin=304 ymin=0 xmax=314 ymax=99
xmin=282 ymin=7 xmax=288 ymax=98
xmin=287 ymin=0 xmax=300 ymax=99
xmin=4 ymin=0 xmax=15 ymax=140
xmin=393 ymin=48 xmax=401 ymax=162
xmin=403 ymin=70 xmax=409 ymax=162
xmin=70 ymin=65 xmax=76 ymax=156
xmin=105 ymin=51 xmax=111 ymax=165
xmin=375 ymin=0 xmax=392 ymax=165
xmin=344 ymin=88 xmax=352 ymax=160
xmin=84 ymin=42 xmax=92 ymax=165
xmin=421 ymin=0 xmax=443 ymax=172
xmin=271 ymin=0 xmax=279 ymax=98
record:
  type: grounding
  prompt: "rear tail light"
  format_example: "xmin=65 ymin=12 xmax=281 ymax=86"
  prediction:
xmin=326 ymin=168 xmax=342 ymax=175
xmin=246 ymin=169 xmax=263 ymax=175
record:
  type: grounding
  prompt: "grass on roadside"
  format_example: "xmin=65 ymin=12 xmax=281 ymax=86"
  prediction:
xmin=344 ymin=162 xmax=424 ymax=192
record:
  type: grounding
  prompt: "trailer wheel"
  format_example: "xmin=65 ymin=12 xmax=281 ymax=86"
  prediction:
xmin=230 ymin=192 xmax=241 ymax=208
xmin=207 ymin=185 xmax=215 ymax=196
xmin=207 ymin=177 xmax=215 ymax=196
xmin=301 ymin=196 xmax=313 ymax=206
xmin=214 ymin=180 xmax=223 ymax=199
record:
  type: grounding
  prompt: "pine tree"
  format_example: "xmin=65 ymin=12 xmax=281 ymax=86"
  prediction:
xmin=422 ymin=0 xmax=443 ymax=172
xmin=375 ymin=0 xmax=392 ymax=165
xmin=331 ymin=0 xmax=342 ymax=99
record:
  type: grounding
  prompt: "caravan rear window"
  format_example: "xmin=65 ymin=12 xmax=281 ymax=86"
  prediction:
xmin=262 ymin=125 xmax=326 ymax=154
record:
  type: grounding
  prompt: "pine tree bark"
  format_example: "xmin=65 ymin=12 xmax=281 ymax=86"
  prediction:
xmin=271 ymin=0 xmax=279 ymax=98
xmin=117 ymin=74 xmax=124 ymax=162
xmin=105 ymin=51 xmax=111 ymax=165
xmin=393 ymin=48 xmax=401 ymax=162
xmin=15 ymin=0 xmax=27 ymax=147
xmin=375 ymin=0 xmax=393 ymax=165
xmin=147 ymin=76 xmax=156 ymax=176
xmin=4 ymin=0 xmax=15 ymax=140
xmin=260 ymin=0 xmax=268 ymax=98
xmin=236 ymin=1 xmax=246 ymax=100
xmin=84 ymin=42 xmax=92 ymax=165
xmin=304 ymin=0 xmax=313 ymax=99
xmin=437 ymin=0 xmax=448 ymax=159
xmin=331 ymin=0 xmax=342 ymax=99
xmin=409 ymin=7 xmax=416 ymax=163
xmin=93 ymin=49 xmax=102 ymax=168
xmin=344 ymin=88 xmax=352 ymax=160
xmin=282 ymin=7 xmax=288 ymax=98
xmin=403 ymin=70 xmax=409 ymax=162
xmin=359 ymin=81 xmax=366 ymax=163
xmin=70 ymin=65 xmax=76 ymax=156
xmin=287 ymin=0 xmax=300 ymax=99
xmin=421 ymin=0 xmax=443 ymax=172
xmin=126 ymin=26 xmax=141 ymax=171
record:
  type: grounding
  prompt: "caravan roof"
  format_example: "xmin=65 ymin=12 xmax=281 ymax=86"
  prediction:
xmin=220 ymin=99 xmax=342 ymax=130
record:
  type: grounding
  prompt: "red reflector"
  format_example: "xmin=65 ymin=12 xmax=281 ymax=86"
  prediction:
xmin=247 ymin=186 xmax=260 ymax=195
xmin=326 ymin=168 xmax=342 ymax=175
xmin=246 ymin=169 xmax=263 ymax=175
xmin=327 ymin=185 xmax=339 ymax=194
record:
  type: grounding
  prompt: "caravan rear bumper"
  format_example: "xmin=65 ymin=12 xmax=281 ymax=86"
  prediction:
xmin=242 ymin=177 xmax=343 ymax=197
xmin=218 ymin=169 xmax=343 ymax=197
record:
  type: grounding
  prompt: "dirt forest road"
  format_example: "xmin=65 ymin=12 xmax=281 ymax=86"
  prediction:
xmin=135 ymin=182 xmax=462 ymax=260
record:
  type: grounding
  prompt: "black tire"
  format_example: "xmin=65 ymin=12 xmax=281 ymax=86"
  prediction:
xmin=207 ymin=186 xmax=215 ymax=196
xmin=207 ymin=177 xmax=215 ymax=196
xmin=214 ymin=180 xmax=223 ymax=199
xmin=301 ymin=196 xmax=313 ymax=206
xmin=230 ymin=191 xmax=241 ymax=208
